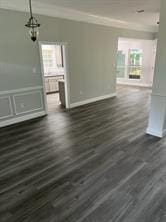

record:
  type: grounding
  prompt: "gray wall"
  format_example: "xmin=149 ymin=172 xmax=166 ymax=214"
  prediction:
xmin=0 ymin=8 xmax=154 ymax=126
xmin=38 ymin=14 xmax=153 ymax=104
xmin=153 ymin=32 xmax=159 ymax=39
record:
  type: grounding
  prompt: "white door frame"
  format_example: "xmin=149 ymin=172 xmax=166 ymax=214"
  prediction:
xmin=39 ymin=41 xmax=71 ymax=112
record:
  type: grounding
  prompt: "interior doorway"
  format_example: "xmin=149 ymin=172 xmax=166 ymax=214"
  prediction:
xmin=39 ymin=42 xmax=70 ymax=113
xmin=116 ymin=38 xmax=157 ymax=88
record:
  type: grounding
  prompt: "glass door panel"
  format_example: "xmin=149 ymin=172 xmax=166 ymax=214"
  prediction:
xmin=128 ymin=49 xmax=143 ymax=79
xmin=117 ymin=50 xmax=126 ymax=78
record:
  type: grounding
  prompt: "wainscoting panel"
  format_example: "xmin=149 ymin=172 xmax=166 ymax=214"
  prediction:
xmin=13 ymin=91 xmax=43 ymax=115
xmin=0 ymin=86 xmax=46 ymax=128
xmin=0 ymin=96 xmax=13 ymax=120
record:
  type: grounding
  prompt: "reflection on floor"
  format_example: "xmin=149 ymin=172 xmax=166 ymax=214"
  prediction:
xmin=47 ymin=93 xmax=61 ymax=113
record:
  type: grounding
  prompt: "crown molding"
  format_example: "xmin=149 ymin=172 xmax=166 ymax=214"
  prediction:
xmin=0 ymin=0 xmax=158 ymax=33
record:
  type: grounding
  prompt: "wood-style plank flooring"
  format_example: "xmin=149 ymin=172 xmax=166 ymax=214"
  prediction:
xmin=1 ymin=85 xmax=166 ymax=222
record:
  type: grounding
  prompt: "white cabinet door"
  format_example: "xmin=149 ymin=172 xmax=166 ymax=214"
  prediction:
xmin=45 ymin=76 xmax=64 ymax=93
xmin=45 ymin=79 xmax=50 ymax=93
xmin=49 ymin=78 xmax=57 ymax=92
xmin=56 ymin=76 xmax=64 ymax=91
xmin=55 ymin=80 xmax=59 ymax=92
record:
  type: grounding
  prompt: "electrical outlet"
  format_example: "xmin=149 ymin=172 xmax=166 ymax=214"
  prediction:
xmin=80 ymin=90 xmax=83 ymax=95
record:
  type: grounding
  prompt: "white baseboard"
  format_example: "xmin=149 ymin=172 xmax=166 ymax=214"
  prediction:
xmin=163 ymin=129 xmax=166 ymax=137
xmin=117 ymin=82 xmax=152 ymax=88
xmin=146 ymin=127 xmax=166 ymax=138
xmin=70 ymin=93 xmax=117 ymax=108
xmin=0 ymin=111 xmax=46 ymax=128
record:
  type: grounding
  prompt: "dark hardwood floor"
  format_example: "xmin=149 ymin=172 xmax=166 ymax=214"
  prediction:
xmin=1 ymin=85 xmax=166 ymax=222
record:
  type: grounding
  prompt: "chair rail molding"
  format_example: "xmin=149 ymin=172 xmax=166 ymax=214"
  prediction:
xmin=0 ymin=86 xmax=43 ymax=95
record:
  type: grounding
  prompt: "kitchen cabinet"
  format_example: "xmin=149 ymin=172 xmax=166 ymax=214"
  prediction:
xmin=44 ymin=76 xmax=64 ymax=93
xmin=58 ymin=80 xmax=66 ymax=107
xmin=45 ymin=78 xmax=50 ymax=93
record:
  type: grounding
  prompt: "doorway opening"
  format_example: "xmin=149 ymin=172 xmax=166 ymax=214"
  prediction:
xmin=116 ymin=38 xmax=157 ymax=88
xmin=39 ymin=42 xmax=70 ymax=113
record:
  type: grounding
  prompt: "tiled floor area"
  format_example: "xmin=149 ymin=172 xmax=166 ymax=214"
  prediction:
xmin=46 ymin=93 xmax=61 ymax=113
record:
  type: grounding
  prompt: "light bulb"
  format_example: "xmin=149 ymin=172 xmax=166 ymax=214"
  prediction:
xmin=29 ymin=28 xmax=39 ymax=42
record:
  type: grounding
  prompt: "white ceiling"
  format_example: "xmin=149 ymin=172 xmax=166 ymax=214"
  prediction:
xmin=35 ymin=0 xmax=160 ymax=27
xmin=0 ymin=0 xmax=160 ymax=32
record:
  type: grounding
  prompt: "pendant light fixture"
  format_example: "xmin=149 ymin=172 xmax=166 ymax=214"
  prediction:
xmin=25 ymin=0 xmax=40 ymax=42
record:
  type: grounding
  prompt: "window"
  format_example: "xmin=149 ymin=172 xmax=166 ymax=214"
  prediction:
xmin=41 ymin=45 xmax=64 ymax=76
xmin=42 ymin=49 xmax=54 ymax=71
xmin=128 ymin=49 xmax=143 ymax=79
xmin=55 ymin=45 xmax=63 ymax=68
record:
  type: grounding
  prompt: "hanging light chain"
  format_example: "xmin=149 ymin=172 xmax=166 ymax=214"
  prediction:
xmin=25 ymin=0 xmax=40 ymax=42
xmin=29 ymin=0 xmax=33 ymax=18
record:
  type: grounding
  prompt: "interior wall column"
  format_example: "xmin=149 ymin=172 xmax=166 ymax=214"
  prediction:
xmin=147 ymin=0 xmax=166 ymax=137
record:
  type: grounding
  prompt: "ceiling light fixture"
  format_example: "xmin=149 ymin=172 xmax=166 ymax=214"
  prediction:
xmin=25 ymin=0 xmax=40 ymax=42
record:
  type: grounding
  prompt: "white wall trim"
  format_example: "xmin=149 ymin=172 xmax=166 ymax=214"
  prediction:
xmin=163 ymin=129 xmax=166 ymax=137
xmin=146 ymin=93 xmax=166 ymax=138
xmin=70 ymin=93 xmax=117 ymax=108
xmin=0 ymin=96 xmax=13 ymax=120
xmin=39 ymin=41 xmax=71 ymax=110
xmin=0 ymin=86 xmax=43 ymax=95
xmin=151 ymin=93 xmax=166 ymax=97
xmin=117 ymin=81 xmax=152 ymax=88
xmin=0 ymin=0 xmax=158 ymax=32
xmin=13 ymin=91 xmax=44 ymax=116
xmin=146 ymin=127 xmax=166 ymax=138
xmin=0 ymin=111 xmax=46 ymax=128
